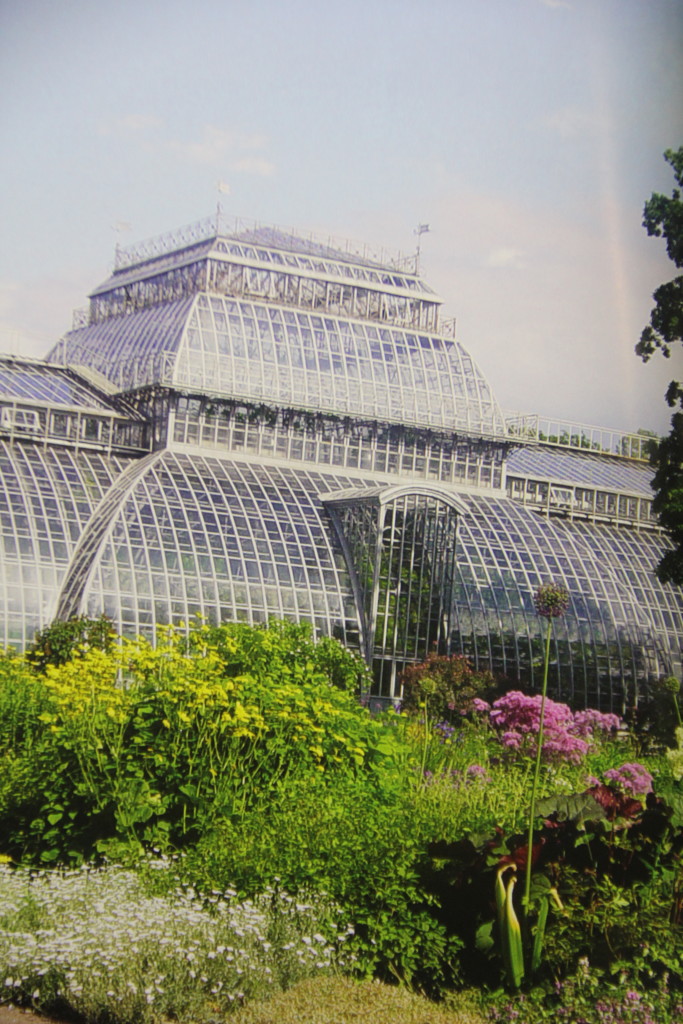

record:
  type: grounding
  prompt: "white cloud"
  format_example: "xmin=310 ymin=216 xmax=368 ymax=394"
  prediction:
xmin=96 ymin=113 xmax=163 ymax=137
xmin=167 ymin=125 xmax=269 ymax=166
xmin=229 ymin=156 xmax=276 ymax=178
xmin=101 ymin=118 xmax=277 ymax=177
xmin=543 ymin=106 xmax=595 ymax=139
xmin=486 ymin=247 xmax=526 ymax=269
xmin=539 ymin=0 xmax=571 ymax=9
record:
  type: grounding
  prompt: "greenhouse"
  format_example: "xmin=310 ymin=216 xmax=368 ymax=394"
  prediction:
xmin=1 ymin=213 xmax=681 ymax=710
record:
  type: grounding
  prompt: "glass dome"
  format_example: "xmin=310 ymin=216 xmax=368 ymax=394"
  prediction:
xmin=48 ymin=221 xmax=506 ymax=437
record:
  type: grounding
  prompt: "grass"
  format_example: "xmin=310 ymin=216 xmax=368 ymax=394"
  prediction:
xmin=229 ymin=976 xmax=487 ymax=1024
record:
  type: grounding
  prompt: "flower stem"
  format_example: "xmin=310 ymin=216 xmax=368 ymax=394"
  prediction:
xmin=523 ymin=616 xmax=553 ymax=915
xmin=673 ymin=691 xmax=683 ymax=728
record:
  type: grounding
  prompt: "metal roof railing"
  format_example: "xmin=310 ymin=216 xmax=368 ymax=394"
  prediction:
xmin=113 ymin=213 xmax=413 ymax=275
xmin=505 ymin=412 xmax=657 ymax=462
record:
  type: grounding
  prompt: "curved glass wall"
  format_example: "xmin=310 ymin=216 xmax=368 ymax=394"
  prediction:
xmin=49 ymin=299 xmax=193 ymax=392
xmin=452 ymin=496 xmax=675 ymax=711
xmin=0 ymin=441 xmax=129 ymax=647
xmin=57 ymin=453 xmax=363 ymax=647
xmin=52 ymin=449 xmax=680 ymax=712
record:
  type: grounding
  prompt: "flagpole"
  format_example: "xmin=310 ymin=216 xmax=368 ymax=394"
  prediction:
xmin=414 ymin=223 xmax=430 ymax=274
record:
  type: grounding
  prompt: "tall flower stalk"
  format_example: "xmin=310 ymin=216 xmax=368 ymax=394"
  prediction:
xmin=522 ymin=583 xmax=570 ymax=918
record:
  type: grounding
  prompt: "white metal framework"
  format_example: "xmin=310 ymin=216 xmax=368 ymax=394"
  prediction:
xmin=0 ymin=215 xmax=676 ymax=712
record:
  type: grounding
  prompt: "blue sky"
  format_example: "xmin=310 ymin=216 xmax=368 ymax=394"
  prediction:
xmin=1 ymin=0 xmax=682 ymax=433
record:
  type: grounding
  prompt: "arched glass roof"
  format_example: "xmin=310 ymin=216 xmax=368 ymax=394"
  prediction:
xmin=57 ymin=453 xmax=361 ymax=646
xmin=48 ymin=299 xmax=193 ymax=391
xmin=454 ymin=494 xmax=677 ymax=707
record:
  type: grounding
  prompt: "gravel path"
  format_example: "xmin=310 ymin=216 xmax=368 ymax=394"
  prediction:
xmin=0 ymin=1008 xmax=64 ymax=1024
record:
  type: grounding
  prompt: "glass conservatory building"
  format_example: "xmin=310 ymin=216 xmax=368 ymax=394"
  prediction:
xmin=1 ymin=214 xmax=681 ymax=711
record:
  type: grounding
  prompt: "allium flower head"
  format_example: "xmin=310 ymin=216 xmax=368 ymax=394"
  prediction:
xmin=664 ymin=675 xmax=680 ymax=695
xmin=533 ymin=582 xmax=570 ymax=619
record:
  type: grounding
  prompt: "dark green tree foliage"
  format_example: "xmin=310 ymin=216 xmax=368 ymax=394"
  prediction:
xmin=26 ymin=614 xmax=115 ymax=672
xmin=637 ymin=147 xmax=683 ymax=584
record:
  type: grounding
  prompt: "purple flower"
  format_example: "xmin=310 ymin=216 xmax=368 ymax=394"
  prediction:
xmin=533 ymin=581 xmax=570 ymax=618
xmin=573 ymin=708 xmax=622 ymax=737
xmin=501 ymin=730 xmax=522 ymax=750
xmin=604 ymin=762 xmax=653 ymax=796
xmin=434 ymin=720 xmax=456 ymax=743
xmin=465 ymin=764 xmax=490 ymax=783
xmin=489 ymin=690 xmax=613 ymax=764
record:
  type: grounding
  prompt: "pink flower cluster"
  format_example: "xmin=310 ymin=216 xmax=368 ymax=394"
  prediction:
xmin=603 ymin=762 xmax=653 ymax=796
xmin=484 ymin=690 xmax=621 ymax=764
xmin=572 ymin=707 xmax=621 ymax=737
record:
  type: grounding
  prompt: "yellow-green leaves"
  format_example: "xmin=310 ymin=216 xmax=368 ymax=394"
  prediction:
xmin=0 ymin=621 xmax=401 ymax=862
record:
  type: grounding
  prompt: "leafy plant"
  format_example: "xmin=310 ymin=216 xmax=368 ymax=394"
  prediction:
xmin=399 ymin=653 xmax=501 ymax=721
xmin=182 ymin=774 xmax=464 ymax=994
xmin=26 ymin=614 xmax=115 ymax=672
xmin=634 ymin=674 xmax=683 ymax=750
xmin=422 ymin=778 xmax=683 ymax=991
xmin=0 ymin=621 xmax=396 ymax=863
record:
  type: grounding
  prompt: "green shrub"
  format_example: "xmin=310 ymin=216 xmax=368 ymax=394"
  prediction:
xmin=182 ymin=773 xmax=463 ymax=994
xmin=399 ymin=654 xmax=502 ymax=722
xmin=419 ymin=778 xmax=683 ymax=991
xmin=0 ymin=622 xmax=402 ymax=863
xmin=632 ymin=674 xmax=683 ymax=750
xmin=2 ymin=619 xmax=679 ymax=1005
xmin=26 ymin=613 xmax=115 ymax=672
xmin=188 ymin=619 xmax=370 ymax=694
